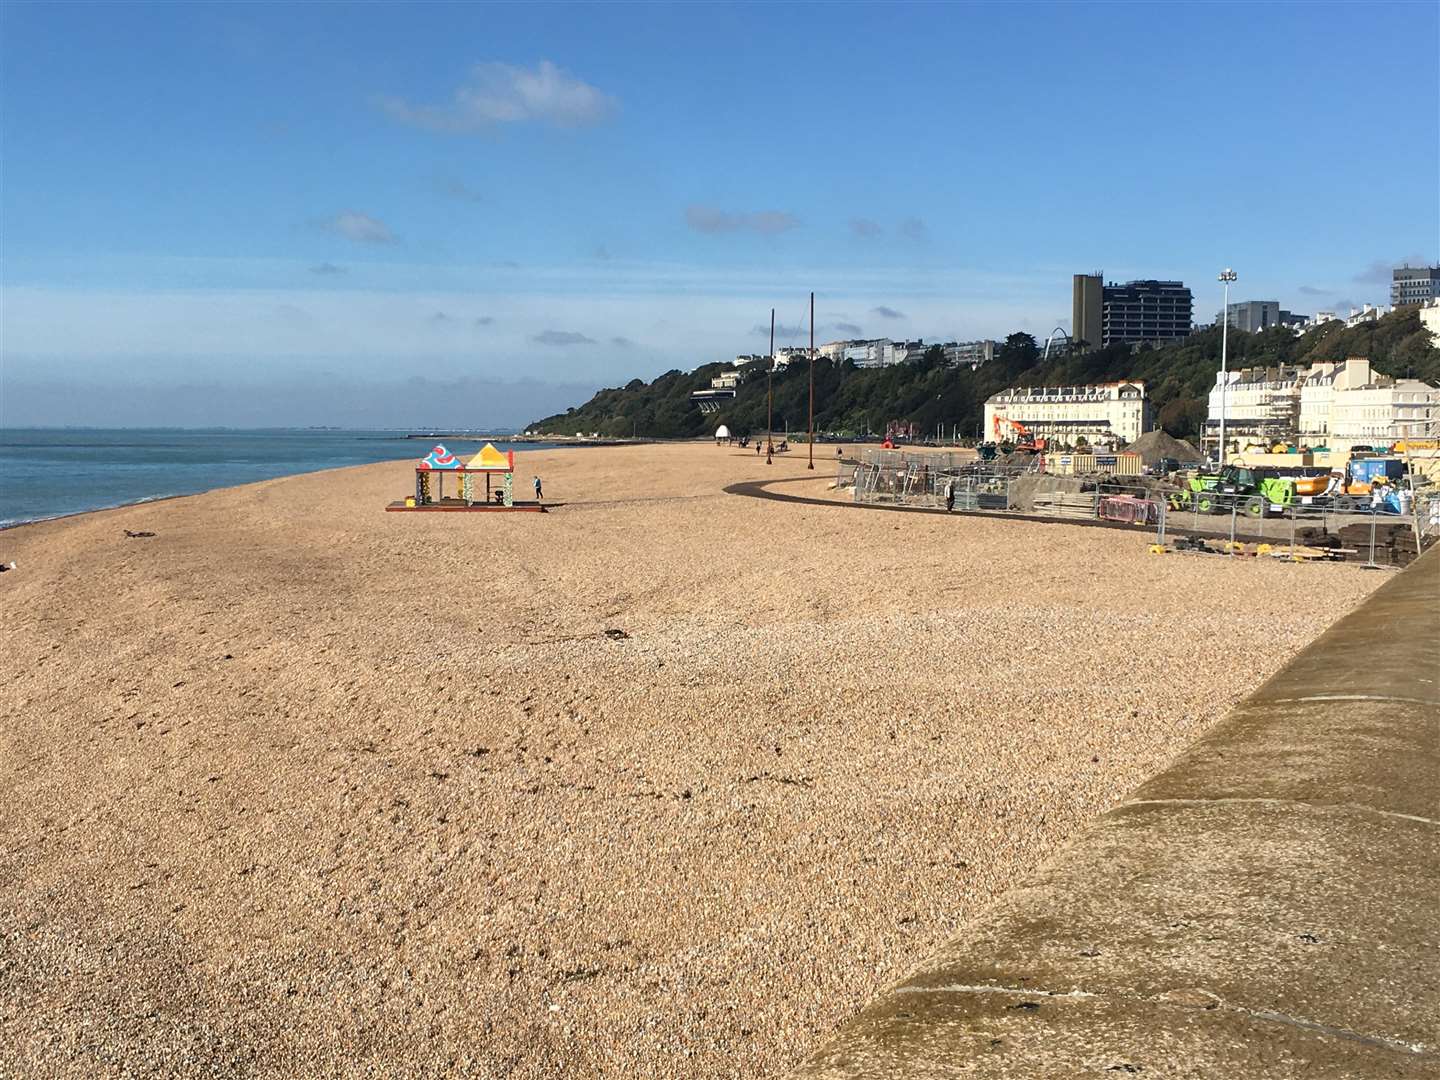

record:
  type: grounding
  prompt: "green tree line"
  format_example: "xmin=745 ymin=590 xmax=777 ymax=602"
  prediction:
xmin=527 ymin=306 xmax=1439 ymax=441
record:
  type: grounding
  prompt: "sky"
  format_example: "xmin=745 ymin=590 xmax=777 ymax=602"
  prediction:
xmin=2 ymin=0 xmax=1437 ymax=428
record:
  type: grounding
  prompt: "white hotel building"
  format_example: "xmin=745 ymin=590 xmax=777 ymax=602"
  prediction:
xmin=983 ymin=382 xmax=1150 ymax=446
xmin=1207 ymin=357 xmax=1440 ymax=452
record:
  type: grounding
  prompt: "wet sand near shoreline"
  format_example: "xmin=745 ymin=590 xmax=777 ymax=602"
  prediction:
xmin=0 ymin=443 xmax=1382 ymax=1078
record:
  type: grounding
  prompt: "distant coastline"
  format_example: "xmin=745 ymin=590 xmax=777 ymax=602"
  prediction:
xmin=405 ymin=433 xmax=653 ymax=446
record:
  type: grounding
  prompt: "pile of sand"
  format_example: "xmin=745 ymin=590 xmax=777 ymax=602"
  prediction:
xmin=1124 ymin=430 xmax=1204 ymax=466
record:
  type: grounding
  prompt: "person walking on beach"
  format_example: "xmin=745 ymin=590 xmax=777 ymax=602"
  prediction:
xmin=533 ymin=475 xmax=543 ymax=502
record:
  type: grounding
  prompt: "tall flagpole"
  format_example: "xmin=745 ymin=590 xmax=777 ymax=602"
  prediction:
xmin=766 ymin=308 xmax=775 ymax=465
xmin=807 ymin=291 xmax=815 ymax=470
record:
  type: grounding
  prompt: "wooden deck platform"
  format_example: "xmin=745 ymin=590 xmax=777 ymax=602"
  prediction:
xmin=385 ymin=500 xmax=547 ymax=513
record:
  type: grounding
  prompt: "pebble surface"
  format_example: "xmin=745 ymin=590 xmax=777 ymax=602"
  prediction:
xmin=0 ymin=443 xmax=1382 ymax=1078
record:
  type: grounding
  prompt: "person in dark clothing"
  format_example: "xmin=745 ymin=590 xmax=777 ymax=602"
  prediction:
xmin=533 ymin=476 xmax=543 ymax=502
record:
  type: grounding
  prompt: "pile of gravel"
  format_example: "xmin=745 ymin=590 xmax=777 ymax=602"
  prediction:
xmin=0 ymin=444 xmax=1381 ymax=1079
xmin=1123 ymin=430 xmax=1204 ymax=466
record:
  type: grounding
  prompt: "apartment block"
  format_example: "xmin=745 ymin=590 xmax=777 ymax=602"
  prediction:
xmin=1392 ymin=265 xmax=1440 ymax=308
xmin=941 ymin=339 xmax=995 ymax=368
xmin=1072 ymin=274 xmax=1193 ymax=347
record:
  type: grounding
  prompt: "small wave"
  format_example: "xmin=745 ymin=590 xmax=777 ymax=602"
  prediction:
xmin=0 ymin=492 xmax=182 ymax=532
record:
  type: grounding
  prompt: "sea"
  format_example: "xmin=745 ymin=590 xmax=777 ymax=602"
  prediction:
xmin=0 ymin=428 xmax=559 ymax=530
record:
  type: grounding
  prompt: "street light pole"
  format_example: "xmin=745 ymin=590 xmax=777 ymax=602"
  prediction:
xmin=766 ymin=308 xmax=775 ymax=465
xmin=1218 ymin=268 xmax=1237 ymax=465
xmin=807 ymin=290 xmax=815 ymax=470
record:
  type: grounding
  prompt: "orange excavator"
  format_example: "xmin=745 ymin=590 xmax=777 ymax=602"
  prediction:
xmin=992 ymin=415 xmax=1047 ymax=453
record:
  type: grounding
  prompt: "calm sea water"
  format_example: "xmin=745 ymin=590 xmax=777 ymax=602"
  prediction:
xmin=0 ymin=429 xmax=558 ymax=529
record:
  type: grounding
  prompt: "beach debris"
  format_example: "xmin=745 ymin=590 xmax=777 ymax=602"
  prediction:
xmin=603 ymin=628 xmax=630 ymax=641
xmin=559 ymin=966 xmax=601 ymax=983
xmin=0 ymin=561 xmax=15 ymax=572
xmin=741 ymin=772 xmax=814 ymax=789
xmin=1161 ymin=988 xmax=1220 ymax=1009
xmin=124 ymin=530 xmax=156 ymax=538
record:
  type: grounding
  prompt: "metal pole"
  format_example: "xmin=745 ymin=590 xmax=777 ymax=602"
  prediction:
xmin=808 ymin=291 xmax=815 ymax=470
xmin=766 ymin=308 xmax=774 ymax=465
xmin=1219 ymin=279 xmax=1229 ymax=465
xmin=1229 ymin=501 xmax=1238 ymax=554
xmin=1218 ymin=269 xmax=1236 ymax=466
xmin=1409 ymin=472 xmax=1423 ymax=558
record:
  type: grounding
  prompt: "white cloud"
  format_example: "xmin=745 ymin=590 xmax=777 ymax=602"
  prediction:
xmin=318 ymin=211 xmax=397 ymax=245
xmin=752 ymin=322 xmax=806 ymax=338
xmin=686 ymin=206 xmax=800 ymax=236
xmin=0 ymin=263 xmax=1068 ymax=401
xmin=383 ymin=60 xmax=618 ymax=132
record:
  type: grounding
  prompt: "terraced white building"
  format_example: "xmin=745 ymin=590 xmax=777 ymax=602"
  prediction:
xmin=984 ymin=381 xmax=1150 ymax=446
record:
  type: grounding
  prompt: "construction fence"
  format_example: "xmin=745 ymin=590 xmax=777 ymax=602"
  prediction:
xmin=841 ymin=450 xmax=1437 ymax=567
xmin=847 ymin=451 xmax=1040 ymax=511
xmin=1164 ymin=489 xmax=1436 ymax=567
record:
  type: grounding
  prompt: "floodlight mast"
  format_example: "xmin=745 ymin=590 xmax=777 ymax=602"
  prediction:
xmin=1218 ymin=269 xmax=1237 ymax=465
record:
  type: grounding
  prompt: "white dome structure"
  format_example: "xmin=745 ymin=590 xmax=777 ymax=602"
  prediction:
xmin=715 ymin=425 xmax=731 ymax=439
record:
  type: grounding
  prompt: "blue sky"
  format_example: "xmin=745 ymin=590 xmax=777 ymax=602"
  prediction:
xmin=3 ymin=0 xmax=1436 ymax=427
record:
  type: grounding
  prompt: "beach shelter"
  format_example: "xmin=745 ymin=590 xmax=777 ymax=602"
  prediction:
xmin=414 ymin=444 xmax=464 ymax=502
xmin=463 ymin=443 xmax=517 ymax=506
xmin=715 ymin=424 xmax=731 ymax=445
xmin=418 ymin=444 xmax=463 ymax=470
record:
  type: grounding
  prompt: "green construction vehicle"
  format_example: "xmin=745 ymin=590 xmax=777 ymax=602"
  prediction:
xmin=1167 ymin=465 xmax=1295 ymax=517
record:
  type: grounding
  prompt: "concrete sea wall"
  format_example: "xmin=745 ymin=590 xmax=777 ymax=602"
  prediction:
xmin=791 ymin=546 xmax=1439 ymax=1078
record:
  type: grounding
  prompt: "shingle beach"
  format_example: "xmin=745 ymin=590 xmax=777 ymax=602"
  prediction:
xmin=0 ymin=442 xmax=1382 ymax=1078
